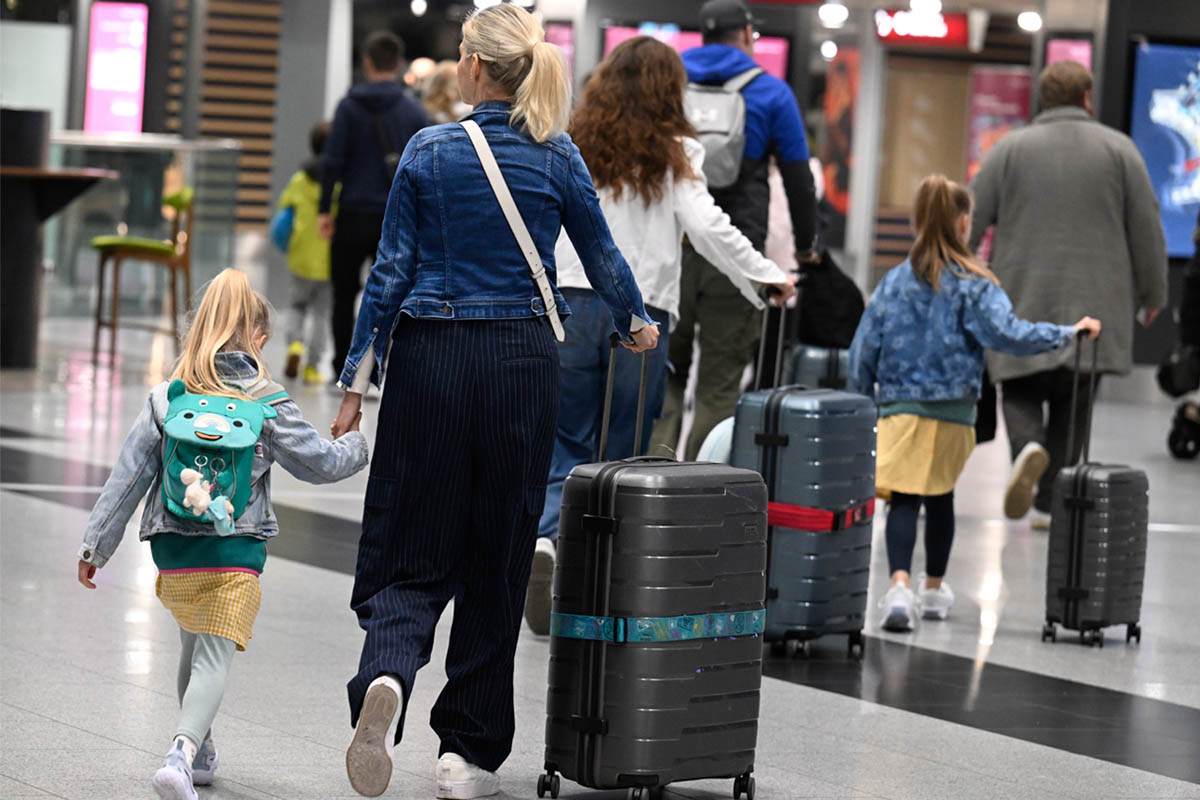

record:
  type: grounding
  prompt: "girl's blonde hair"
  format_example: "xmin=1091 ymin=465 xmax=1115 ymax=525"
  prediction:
xmin=910 ymin=174 xmax=999 ymax=290
xmin=461 ymin=4 xmax=570 ymax=142
xmin=171 ymin=268 xmax=272 ymax=399
xmin=422 ymin=60 xmax=462 ymax=121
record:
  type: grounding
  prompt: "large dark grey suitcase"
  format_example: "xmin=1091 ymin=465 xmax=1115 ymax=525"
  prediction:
xmin=730 ymin=385 xmax=876 ymax=656
xmin=539 ymin=337 xmax=768 ymax=800
xmin=1043 ymin=339 xmax=1148 ymax=647
xmin=785 ymin=345 xmax=849 ymax=389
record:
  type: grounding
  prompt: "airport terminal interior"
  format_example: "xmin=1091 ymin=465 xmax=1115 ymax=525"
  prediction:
xmin=2 ymin=0 xmax=1199 ymax=798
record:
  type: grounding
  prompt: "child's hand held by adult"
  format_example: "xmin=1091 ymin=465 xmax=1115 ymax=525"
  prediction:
xmin=77 ymin=559 xmax=97 ymax=589
xmin=332 ymin=391 xmax=364 ymax=438
xmin=1073 ymin=316 xmax=1102 ymax=339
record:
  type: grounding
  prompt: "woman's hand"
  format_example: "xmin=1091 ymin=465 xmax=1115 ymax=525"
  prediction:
xmin=331 ymin=391 xmax=364 ymax=438
xmin=767 ymin=273 xmax=797 ymax=306
xmin=318 ymin=214 xmax=335 ymax=241
xmin=78 ymin=559 xmax=97 ymax=589
xmin=622 ymin=324 xmax=660 ymax=353
xmin=1073 ymin=316 xmax=1102 ymax=339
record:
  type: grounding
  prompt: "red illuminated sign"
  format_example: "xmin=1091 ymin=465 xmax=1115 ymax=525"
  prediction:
xmin=875 ymin=9 xmax=969 ymax=48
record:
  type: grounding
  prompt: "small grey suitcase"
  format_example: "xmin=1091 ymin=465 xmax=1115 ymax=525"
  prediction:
xmin=785 ymin=345 xmax=850 ymax=389
xmin=1043 ymin=338 xmax=1148 ymax=647
xmin=539 ymin=337 xmax=767 ymax=800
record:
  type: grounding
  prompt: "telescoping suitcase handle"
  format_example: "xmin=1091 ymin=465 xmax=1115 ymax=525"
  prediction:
xmin=753 ymin=292 xmax=789 ymax=392
xmin=1065 ymin=332 xmax=1101 ymax=466
xmin=596 ymin=332 xmax=650 ymax=462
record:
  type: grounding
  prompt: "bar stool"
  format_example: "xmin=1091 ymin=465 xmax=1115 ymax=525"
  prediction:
xmin=92 ymin=187 xmax=194 ymax=358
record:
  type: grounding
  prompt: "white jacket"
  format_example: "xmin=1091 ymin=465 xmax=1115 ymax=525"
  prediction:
xmin=554 ymin=137 xmax=787 ymax=328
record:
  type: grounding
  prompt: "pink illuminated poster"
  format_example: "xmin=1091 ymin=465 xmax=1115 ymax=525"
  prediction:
xmin=603 ymin=25 xmax=789 ymax=81
xmin=545 ymin=22 xmax=575 ymax=81
xmin=84 ymin=2 xmax=148 ymax=134
xmin=1046 ymin=38 xmax=1093 ymax=70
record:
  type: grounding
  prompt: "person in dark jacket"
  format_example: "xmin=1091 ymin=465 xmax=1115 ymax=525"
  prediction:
xmin=650 ymin=0 xmax=818 ymax=460
xmin=319 ymin=31 xmax=430 ymax=384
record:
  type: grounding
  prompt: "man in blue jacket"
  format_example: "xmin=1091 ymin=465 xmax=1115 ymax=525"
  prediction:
xmin=318 ymin=31 xmax=429 ymax=384
xmin=651 ymin=0 xmax=818 ymax=460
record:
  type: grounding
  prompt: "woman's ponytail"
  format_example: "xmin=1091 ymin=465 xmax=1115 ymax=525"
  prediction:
xmin=462 ymin=5 xmax=571 ymax=142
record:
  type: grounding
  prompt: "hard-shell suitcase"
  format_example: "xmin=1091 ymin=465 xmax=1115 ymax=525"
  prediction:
xmin=730 ymin=308 xmax=877 ymax=657
xmin=785 ymin=345 xmax=849 ymax=389
xmin=539 ymin=336 xmax=768 ymax=800
xmin=1042 ymin=338 xmax=1148 ymax=647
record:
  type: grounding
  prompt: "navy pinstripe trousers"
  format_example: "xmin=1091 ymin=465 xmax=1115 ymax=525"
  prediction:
xmin=348 ymin=317 xmax=559 ymax=772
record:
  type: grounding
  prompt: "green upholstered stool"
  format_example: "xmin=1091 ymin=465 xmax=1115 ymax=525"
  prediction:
xmin=91 ymin=187 xmax=194 ymax=357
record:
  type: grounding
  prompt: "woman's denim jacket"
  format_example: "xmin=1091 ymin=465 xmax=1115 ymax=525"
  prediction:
xmin=77 ymin=353 xmax=369 ymax=568
xmin=339 ymin=101 xmax=652 ymax=389
xmin=849 ymin=260 xmax=1075 ymax=403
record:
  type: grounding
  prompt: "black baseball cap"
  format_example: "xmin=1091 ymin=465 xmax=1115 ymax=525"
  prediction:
xmin=699 ymin=0 xmax=761 ymax=34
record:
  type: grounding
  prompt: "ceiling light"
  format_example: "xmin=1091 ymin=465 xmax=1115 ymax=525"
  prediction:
xmin=474 ymin=0 xmax=501 ymax=8
xmin=1017 ymin=10 xmax=1043 ymax=32
xmin=910 ymin=0 xmax=942 ymax=14
xmin=820 ymin=40 xmax=838 ymax=61
xmin=410 ymin=0 xmax=426 ymax=16
xmin=818 ymin=2 xmax=849 ymax=29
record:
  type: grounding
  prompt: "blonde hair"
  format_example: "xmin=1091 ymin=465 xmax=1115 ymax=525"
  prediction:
xmin=422 ymin=60 xmax=462 ymax=121
xmin=910 ymin=174 xmax=999 ymax=291
xmin=461 ymin=4 xmax=570 ymax=142
xmin=171 ymin=268 xmax=272 ymax=399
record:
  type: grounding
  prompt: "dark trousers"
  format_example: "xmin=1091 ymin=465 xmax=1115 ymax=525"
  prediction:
xmin=1001 ymin=367 xmax=1098 ymax=514
xmin=537 ymin=289 xmax=671 ymax=538
xmin=348 ymin=317 xmax=559 ymax=772
xmin=330 ymin=210 xmax=384 ymax=377
xmin=885 ymin=492 xmax=955 ymax=577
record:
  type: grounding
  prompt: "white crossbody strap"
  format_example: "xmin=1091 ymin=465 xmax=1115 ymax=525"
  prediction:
xmin=460 ymin=120 xmax=565 ymax=342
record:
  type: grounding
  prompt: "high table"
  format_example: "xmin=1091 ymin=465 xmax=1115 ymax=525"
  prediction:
xmin=1 ymin=165 xmax=117 ymax=368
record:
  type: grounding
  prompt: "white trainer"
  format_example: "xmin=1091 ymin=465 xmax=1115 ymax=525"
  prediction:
xmin=524 ymin=536 xmax=556 ymax=636
xmin=346 ymin=678 xmax=402 ymax=797
xmin=1005 ymin=442 xmax=1050 ymax=520
xmin=919 ymin=581 xmax=955 ymax=620
xmin=879 ymin=584 xmax=919 ymax=632
xmin=436 ymin=752 xmax=500 ymax=799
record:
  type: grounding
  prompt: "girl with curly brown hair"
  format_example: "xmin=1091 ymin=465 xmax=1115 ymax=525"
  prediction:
xmin=524 ymin=35 xmax=794 ymax=634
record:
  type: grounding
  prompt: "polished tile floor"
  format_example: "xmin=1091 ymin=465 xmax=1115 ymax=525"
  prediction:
xmin=2 ymin=320 xmax=1198 ymax=799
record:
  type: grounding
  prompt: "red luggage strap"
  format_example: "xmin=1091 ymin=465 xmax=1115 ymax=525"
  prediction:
xmin=767 ymin=498 xmax=875 ymax=532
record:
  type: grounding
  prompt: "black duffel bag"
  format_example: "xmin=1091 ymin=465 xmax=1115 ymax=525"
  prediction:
xmin=1157 ymin=344 xmax=1200 ymax=398
xmin=795 ymin=250 xmax=865 ymax=349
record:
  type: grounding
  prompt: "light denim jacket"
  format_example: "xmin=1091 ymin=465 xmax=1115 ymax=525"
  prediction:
xmin=77 ymin=353 xmax=369 ymax=568
xmin=849 ymin=260 xmax=1076 ymax=404
xmin=339 ymin=101 xmax=652 ymax=388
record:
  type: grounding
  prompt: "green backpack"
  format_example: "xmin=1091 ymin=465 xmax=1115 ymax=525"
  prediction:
xmin=160 ymin=379 xmax=288 ymax=533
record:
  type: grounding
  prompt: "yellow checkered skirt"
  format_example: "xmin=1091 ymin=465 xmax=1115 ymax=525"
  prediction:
xmin=876 ymin=414 xmax=976 ymax=497
xmin=156 ymin=570 xmax=262 ymax=650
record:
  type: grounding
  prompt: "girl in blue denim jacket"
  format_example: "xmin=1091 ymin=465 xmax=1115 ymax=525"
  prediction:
xmin=849 ymin=175 xmax=1100 ymax=633
xmin=75 ymin=269 xmax=368 ymax=800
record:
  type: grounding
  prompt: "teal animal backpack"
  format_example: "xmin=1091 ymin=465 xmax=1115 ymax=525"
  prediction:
xmin=160 ymin=379 xmax=288 ymax=533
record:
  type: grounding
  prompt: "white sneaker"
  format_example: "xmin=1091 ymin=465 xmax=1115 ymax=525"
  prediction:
xmin=524 ymin=536 xmax=555 ymax=636
xmin=1005 ymin=442 xmax=1050 ymax=520
xmin=878 ymin=584 xmax=919 ymax=632
xmin=346 ymin=678 xmax=402 ymax=797
xmin=436 ymin=753 xmax=500 ymax=799
xmin=919 ymin=581 xmax=955 ymax=620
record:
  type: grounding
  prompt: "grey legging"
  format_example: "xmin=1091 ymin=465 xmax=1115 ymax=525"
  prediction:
xmin=176 ymin=629 xmax=236 ymax=746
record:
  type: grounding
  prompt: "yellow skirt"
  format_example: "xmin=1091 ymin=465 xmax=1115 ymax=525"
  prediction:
xmin=156 ymin=570 xmax=262 ymax=650
xmin=876 ymin=414 xmax=975 ymax=498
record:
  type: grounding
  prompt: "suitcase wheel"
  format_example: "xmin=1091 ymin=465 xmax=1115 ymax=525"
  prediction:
xmin=847 ymin=630 xmax=865 ymax=660
xmin=1041 ymin=623 xmax=1057 ymax=643
xmin=1080 ymin=629 xmax=1104 ymax=648
xmin=1168 ymin=425 xmax=1199 ymax=460
xmin=627 ymin=787 xmax=662 ymax=800
xmin=1126 ymin=623 xmax=1141 ymax=644
xmin=536 ymin=771 xmax=560 ymax=798
xmin=734 ymin=773 xmax=756 ymax=800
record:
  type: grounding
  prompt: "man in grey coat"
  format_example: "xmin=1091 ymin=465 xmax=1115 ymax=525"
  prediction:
xmin=969 ymin=60 xmax=1168 ymax=526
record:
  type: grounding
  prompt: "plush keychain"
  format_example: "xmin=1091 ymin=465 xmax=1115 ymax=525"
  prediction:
xmin=179 ymin=468 xmax=236 ymax=535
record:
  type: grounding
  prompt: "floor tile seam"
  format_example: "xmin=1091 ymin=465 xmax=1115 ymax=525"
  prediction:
xmin=1 ymin=699 xmax=167 ymax=756
xmin=0 ymin=772 xmax=70 ymax=799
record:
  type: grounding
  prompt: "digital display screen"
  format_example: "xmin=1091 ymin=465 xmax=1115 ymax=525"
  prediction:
xmin=602 ymin=24 xmax=790 ymax=81
xmin=84 ymin=1 xmax=148 ymax=134
xmin=1045 ymin=38 xmax=1093 ymax=70
xmin=1129 ymin=42 xmax=1200 ymax=258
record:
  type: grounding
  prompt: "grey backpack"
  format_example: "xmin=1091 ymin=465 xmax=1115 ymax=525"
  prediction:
xmin=684 ymin=67 xmax=763 ymax=189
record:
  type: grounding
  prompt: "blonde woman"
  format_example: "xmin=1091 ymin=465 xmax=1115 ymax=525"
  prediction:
xmin=422 ymin=60 xmax=471 ymax=123
xmin=330 ymin=5 xmax=657 ymax=798
xmin=74 ymin=269 xmax=368 ymax=800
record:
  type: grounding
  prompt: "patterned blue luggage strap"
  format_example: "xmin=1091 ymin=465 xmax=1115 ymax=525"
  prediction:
xmin=549 ymin=609 xmax=765 ymax=643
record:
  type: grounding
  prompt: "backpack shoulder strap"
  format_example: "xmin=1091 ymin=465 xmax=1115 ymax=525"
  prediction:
xmin=724 ymin=67 xmax=764 ymax=93
xmin=368 ymin=109 xmax=397 ymax=157
xmin=252 ymin=380 xmax=290 ymax=406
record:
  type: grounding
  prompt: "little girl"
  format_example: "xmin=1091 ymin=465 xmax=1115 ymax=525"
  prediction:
xmin=849 ymin=175 xmax=1100 ymax=632
xmin=76 ymin=269 xmax=369 ymax=800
